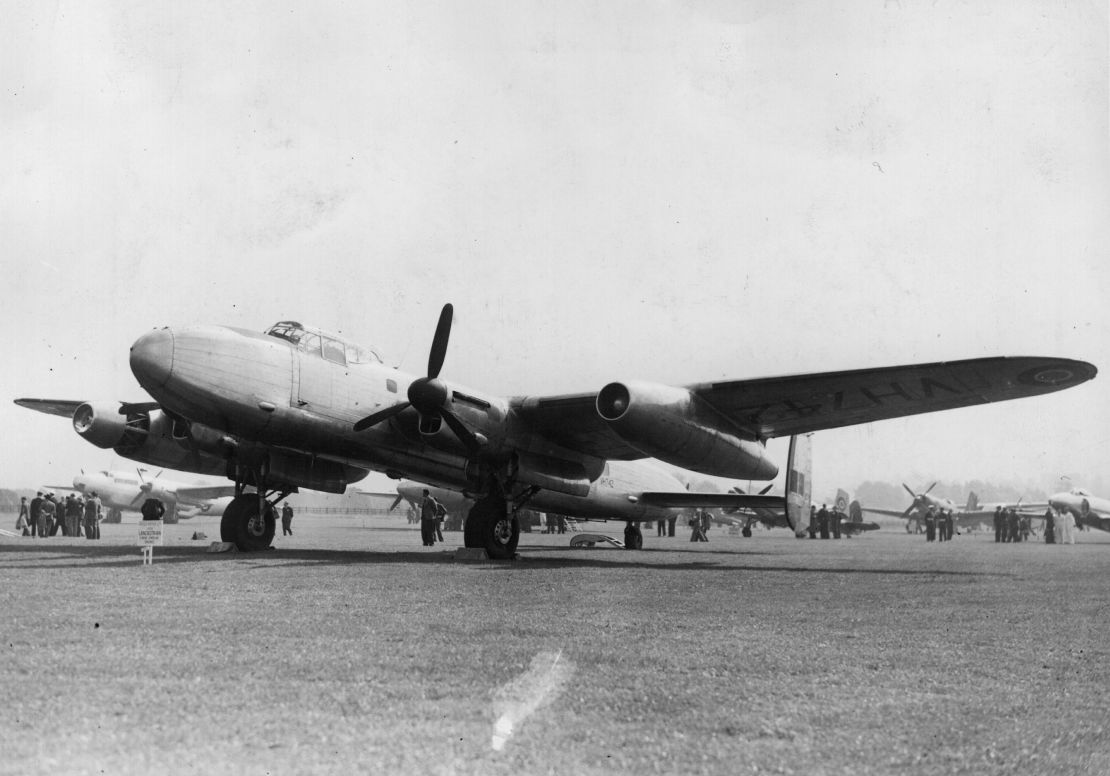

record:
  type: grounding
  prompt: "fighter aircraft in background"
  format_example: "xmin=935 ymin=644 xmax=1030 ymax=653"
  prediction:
xmin=721 ymin=486 xmax=878 ymax=537
xmin=861 ymin=482 xmax=1033 ymax=533
xmin=45 ymin=468 xmax=237 ymax=523
xmin=15 ymin=303 xmax=1095 ymax=558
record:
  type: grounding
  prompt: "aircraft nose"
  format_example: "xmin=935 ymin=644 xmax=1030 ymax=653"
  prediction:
xmin=130 ymin=327 xmax=174 ymax=389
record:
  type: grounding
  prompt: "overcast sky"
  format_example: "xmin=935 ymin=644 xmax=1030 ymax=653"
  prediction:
xmin=2 ymin=1 xmax=1107 ymax=501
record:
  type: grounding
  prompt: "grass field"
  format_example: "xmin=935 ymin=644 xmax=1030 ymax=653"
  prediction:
xmin=3 ymin=516 xmax=1108 ymax=776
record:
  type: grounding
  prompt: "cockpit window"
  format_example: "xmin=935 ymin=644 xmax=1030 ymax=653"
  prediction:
xmin=265 ymin=321 xmax=306 ymax=344
xmin=322 ymin=337 xmax=346 ymax=365
xmin=265 ymin=321 xmax=382 ymax=364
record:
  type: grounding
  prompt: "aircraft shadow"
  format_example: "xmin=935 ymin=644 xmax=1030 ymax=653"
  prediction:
xmin=0 ymin=542 xmax=1005 ymax=576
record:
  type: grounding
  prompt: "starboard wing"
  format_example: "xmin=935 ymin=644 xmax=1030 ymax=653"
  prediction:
xmin=686 ymin=356 xmax=1095 ymax=439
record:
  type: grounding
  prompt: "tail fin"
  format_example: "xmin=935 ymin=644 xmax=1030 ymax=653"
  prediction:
xmin=966 ymin=491 xmax=979 ymax=512
xmin=785 ymin=434 xmax=813 ymax=537
xmin=835 ymin=488 xmax=850 ymax=513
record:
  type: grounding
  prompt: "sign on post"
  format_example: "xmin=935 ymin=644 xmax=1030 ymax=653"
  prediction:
xmin=138 ymin=520 xmax=164 ymax=564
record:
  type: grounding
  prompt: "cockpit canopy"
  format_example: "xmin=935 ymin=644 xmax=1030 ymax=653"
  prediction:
xmin=265 ymin=321 xmax=383 ymax=366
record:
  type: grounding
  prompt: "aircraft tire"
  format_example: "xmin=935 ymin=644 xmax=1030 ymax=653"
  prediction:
xmin=741 ymin=526 xmax=752 ymax=538
xmin=220 ymin=495 xmax=275 ymax=552
xmin=623 ymin=523 xmax=643 ymax=550
xmin=463 ymin=494 xmax=518 ymax=560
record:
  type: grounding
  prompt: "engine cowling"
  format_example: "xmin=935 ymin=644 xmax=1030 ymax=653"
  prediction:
xmin=596 ymin=381 xmax=778 ymax=479
xmin=73 ymin=402 xmax=148 ymax=449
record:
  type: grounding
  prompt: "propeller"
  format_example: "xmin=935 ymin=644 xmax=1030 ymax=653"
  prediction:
xmin=353 ymin=304 xmax=484 ymax=454
xmin=388 ymin=494 xmax=404 ymax=512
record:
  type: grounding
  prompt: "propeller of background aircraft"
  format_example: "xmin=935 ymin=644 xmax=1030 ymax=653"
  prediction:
xmin=902 ymin=481 xmax=938 ymax=517
xmin=353 ymin=304 xmax=484 ymax=454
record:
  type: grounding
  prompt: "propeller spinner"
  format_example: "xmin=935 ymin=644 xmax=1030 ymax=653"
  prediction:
xmin=353 ymin=304 xmax=483 ymax=453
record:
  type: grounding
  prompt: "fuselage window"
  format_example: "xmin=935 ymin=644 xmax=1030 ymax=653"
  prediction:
xmin=386 ymin=379 xmax=398 ymax=393
xmin=322 ymin=338 xmax=346 ymax=365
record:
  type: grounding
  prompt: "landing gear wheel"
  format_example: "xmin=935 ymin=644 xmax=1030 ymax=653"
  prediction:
xmin=464 ymin=492 xmax=519 ymax=560
xmin=623 ymin=523 xmax=643 ymax=550
xmin=220 ymin=495 xmax=276 ymax=552
xmin=741 ymin=526 xmax=752 ymax=538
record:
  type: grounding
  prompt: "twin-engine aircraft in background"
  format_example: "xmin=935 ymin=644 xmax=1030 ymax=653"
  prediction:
xmin=1047 ymin=487 xmax=1110 ymax=533
xmin=45 ymin=468 xmax=237 ymax=523
xmin=16 ymin=303 xmax=1096 ymax=558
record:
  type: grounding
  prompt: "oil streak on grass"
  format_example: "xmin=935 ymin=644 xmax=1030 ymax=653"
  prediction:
xmin=491 ymin=650 xmax=572 ymax=751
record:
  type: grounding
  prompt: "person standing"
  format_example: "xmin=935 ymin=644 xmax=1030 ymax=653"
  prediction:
xmin=667 ymin=515 xmax=676 ymax=537
xmin=924 ymin=506 xmax=936 ymax=542
xmin=1007 ymin=509 xmax=1020 ymax=543
xmin=434 ymin=501 xmax=446 ymax=542
xmin=1060 ymin=510 xmax=1076 ymax=545
xmin=420 ymin=490 xmax=438 ymax=546
xmin=993 ymin=506 xmax=1003 ymax=543
xmin=84 ymin=492 xmax=102 ymax=540
xmin=1044 ymin=509 xmax=1056 ymax=544
xmin=700 ymin=509 xmax=712 ymax=542
xmin=945 ymin=510 xmax=955 ymax=541
xmin=29 ymin=492 xmax=43 ymax=539
xmin=39 ymin=496 xmax=57 ymax=537
xmin=17 ymin=497 xmax=30 ymax=536
xmin=281 ymin=502 xmax=294 ymax=536
xmin=831 ymin=506 xmax=842 ymax=539
xmin=66 ymin=495 xmax=83 ymax=537
xmin=818 ymin=504 xmax=830 ymax=539
xmin=657 ymin=519 xmax=665 ymax=537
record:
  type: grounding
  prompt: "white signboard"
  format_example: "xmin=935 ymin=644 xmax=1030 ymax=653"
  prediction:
xmin=137 ymin=521 xmax=164 ymax=547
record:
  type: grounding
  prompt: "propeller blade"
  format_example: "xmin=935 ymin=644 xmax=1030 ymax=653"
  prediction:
xmin=427 ymin=304 xmax=453 ymax=379
xmin=389 ymin=494 xmax=404 ymax=512
xmin=902 ymin=503 xmax=916 ymax=518
xmin=439 ymin=409 xmax=483 ymax=454
xmin=758 ymin=483 xmax=775 ymax=495
xmin=902 ymin=483 xmax=917 ymax=499
xmin=924 ymin=481 xmax=937 ymax=494
xmin=137 ymin=468 xmax=147 ymax=485
xmin=354 ymin=402 xmax=412 ymax=432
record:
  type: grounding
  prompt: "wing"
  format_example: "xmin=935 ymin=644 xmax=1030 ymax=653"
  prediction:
xmin=511 ymin=394 xmax=643 ymax=460
xmin=861 ymin=507 xmax=914 ymax=519
xmin=14 ymin=399 xmax=85 ymax=418
xmin=511 ymin=357 xmax=1095 ymax=457
xmin=636 ymin=493 xmax=784 ymax=510
xmin=686 ymin=356 xmax=1096 ymax=438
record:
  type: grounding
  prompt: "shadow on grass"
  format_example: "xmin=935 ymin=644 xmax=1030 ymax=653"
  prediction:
xmin=0 ymin=541 xmax=1006 ymax=576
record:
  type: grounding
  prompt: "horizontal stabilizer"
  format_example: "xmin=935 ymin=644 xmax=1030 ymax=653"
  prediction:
xmin=637 ymin=492 xmax=784 ymax=510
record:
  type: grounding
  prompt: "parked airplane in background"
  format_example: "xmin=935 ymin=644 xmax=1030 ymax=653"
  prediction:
xmin=46 ymin=469 xmax=237 ymax=523
xmin=15 ymin=303 xmax=1095 ymax=558
xmin=1048 ymin=487 xmax=1110 ymax=533
xmin=861 ymin=482 xmax=1032 ymax=533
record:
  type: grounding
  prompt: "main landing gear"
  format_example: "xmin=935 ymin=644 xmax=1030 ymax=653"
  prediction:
xmin=219 ymin=465 xmax=291 ymax=552
xmin=463 ymin=480 xmax=519 ymax=560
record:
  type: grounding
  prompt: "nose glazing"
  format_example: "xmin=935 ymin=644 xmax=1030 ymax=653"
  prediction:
xmin=130 ymin=327 xmax=174 ymax=390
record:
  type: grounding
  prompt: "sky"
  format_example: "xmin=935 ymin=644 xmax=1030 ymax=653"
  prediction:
xmin=2 ymin=1 xmax=1107 ymax=501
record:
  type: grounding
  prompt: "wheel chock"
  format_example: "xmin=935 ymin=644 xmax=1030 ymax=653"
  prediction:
xmin=454 ymin=548 xmax=489 ymax=561
xmin=206 ymin=542 xmax=238 ymax=553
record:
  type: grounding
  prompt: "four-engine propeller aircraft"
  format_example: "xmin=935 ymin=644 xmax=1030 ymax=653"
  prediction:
xmin=15 ymin=304 xmax=1096 ymax=558
xmin=45 ymin=468 xmax=237 ymax=523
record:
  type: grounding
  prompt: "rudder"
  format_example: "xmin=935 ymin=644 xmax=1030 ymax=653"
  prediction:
xmin=785 ymin=434 xmax=813 ymax=537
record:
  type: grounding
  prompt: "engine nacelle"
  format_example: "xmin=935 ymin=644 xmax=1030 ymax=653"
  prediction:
xmin=73 ymin=402 xmax=144 ymax=449
xmin=596 ymin=380 xmax=778 ymax=479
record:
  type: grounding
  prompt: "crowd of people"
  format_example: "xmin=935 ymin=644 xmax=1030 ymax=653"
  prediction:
xmin=15 ymin=491 xmax=102 ymax=539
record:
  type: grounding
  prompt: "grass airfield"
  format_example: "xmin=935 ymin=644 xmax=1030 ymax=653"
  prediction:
xmin=3 ymin=515 xmax=1108 ymax=776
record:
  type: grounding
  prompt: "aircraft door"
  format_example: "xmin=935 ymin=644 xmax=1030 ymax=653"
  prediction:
xmin=296 ymin=333 xmax=334 ymax=412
